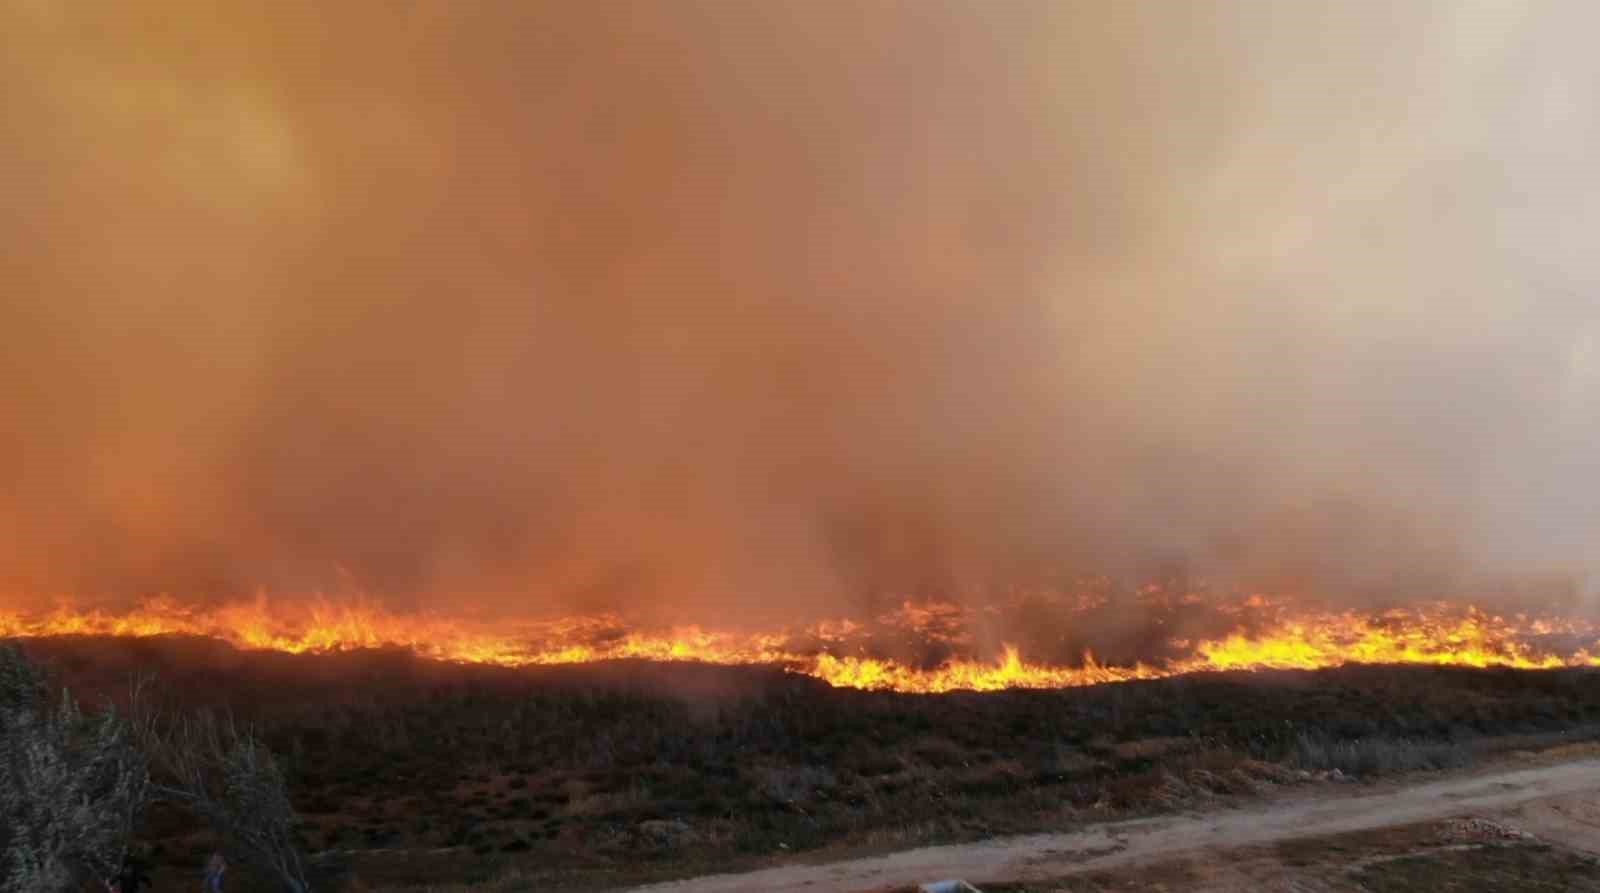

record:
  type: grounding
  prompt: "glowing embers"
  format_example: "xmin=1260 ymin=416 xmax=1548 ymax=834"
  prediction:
xmin=2 ymin=594 xmax=1598 ymax=693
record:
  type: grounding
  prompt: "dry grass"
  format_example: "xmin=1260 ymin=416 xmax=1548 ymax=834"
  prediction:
xmin=13 ymin=636 xmax=1600 ymax=891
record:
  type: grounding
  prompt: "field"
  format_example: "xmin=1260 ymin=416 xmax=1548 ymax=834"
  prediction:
xmin=960 ymin=817 xmax=1600 ymax=892
xmin=17 ymin=635 xmax=1600 ymax=891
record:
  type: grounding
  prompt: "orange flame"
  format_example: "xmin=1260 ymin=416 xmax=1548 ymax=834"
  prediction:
xmin=3 ymin=594 xmax=1597 ymax=693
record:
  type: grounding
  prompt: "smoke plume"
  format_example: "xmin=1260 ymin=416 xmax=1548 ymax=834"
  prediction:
xmin=2 ymin=1 xmax=1597 ymax=621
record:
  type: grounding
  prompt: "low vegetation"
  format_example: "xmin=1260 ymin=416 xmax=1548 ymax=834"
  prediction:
xmin=12 ymin=635 xmax=1600 ymax=891
xmin=1 ymin=642 xmax=314 ymax=892
xmin=0 ymin=643 xmax=147 ymax=892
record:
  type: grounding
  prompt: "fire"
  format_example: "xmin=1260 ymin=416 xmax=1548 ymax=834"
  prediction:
xmin=812 ymin=647 xmax=1164 ymax=692
xmin=3 ymin=594 xmax=1598 ymax=693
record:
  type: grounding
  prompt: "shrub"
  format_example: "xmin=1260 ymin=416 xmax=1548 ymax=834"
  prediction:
xmin=0 ymin=643 xmax=149 ymax=892
xmin=135 ymin=704 xmax=314 ymax=892
xmin=1291 ymin=732 xmax=1471 ymax=776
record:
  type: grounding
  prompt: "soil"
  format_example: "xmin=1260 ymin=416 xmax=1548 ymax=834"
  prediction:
xmin=633 ymin=752 xmax=1600 ymax=892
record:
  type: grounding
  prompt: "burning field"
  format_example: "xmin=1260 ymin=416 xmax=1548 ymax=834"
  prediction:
xmin=13 ymin=587 xmax=1600 ymax=889
xmin=12 ymin=612 xmax=1600 ymax=892
xmin=6 ymin=0 xmax=1600 ymax=889
xmin=5 ymin=589 xmax=1600 ymax=694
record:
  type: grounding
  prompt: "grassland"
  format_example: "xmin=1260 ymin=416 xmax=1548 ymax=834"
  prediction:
xmin=16 ymin=635 xmax=1600 ymax=891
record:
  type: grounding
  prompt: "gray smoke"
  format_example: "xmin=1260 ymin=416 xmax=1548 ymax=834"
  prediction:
xmin=1 ymin=1 xmax=1596 ymax=622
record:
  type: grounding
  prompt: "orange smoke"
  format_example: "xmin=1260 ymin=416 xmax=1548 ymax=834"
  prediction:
xmin=4 ymin=594 xmax=1597 ymax=693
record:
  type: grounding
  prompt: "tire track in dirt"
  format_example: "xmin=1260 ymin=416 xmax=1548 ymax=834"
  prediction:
xmin=630 ymin=757 xmax=1600 ymax=892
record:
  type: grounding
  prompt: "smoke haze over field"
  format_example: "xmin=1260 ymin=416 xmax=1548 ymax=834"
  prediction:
xmin=2 ymin=2 xmax=1597 ymax=621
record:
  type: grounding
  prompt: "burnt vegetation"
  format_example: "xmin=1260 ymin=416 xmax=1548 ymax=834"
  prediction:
xmin=11 ymin=635 xmax=1600 ymax=891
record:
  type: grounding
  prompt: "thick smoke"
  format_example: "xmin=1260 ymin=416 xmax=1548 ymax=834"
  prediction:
xmin=2 ymin=2 xmax=1596 ymax=622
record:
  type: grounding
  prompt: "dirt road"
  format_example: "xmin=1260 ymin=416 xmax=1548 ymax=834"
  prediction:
xmin=631 ymin=756 xmax=1600 ymax=892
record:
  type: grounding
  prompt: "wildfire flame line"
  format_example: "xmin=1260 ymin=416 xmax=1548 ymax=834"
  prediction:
xmin=3 ymin=596 xmax=1598 ymax=693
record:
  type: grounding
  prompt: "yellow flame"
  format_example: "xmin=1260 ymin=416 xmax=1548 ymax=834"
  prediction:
xmin=3 ymin=595 xmax=1598 ymax=693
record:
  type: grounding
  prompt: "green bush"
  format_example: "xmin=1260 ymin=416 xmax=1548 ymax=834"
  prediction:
xmin=0 ymin=643 xmax=149 ymax=892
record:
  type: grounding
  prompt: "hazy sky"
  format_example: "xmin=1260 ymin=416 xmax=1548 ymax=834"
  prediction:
xmin=2 ymin=1 xmax=1596 ymax=619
